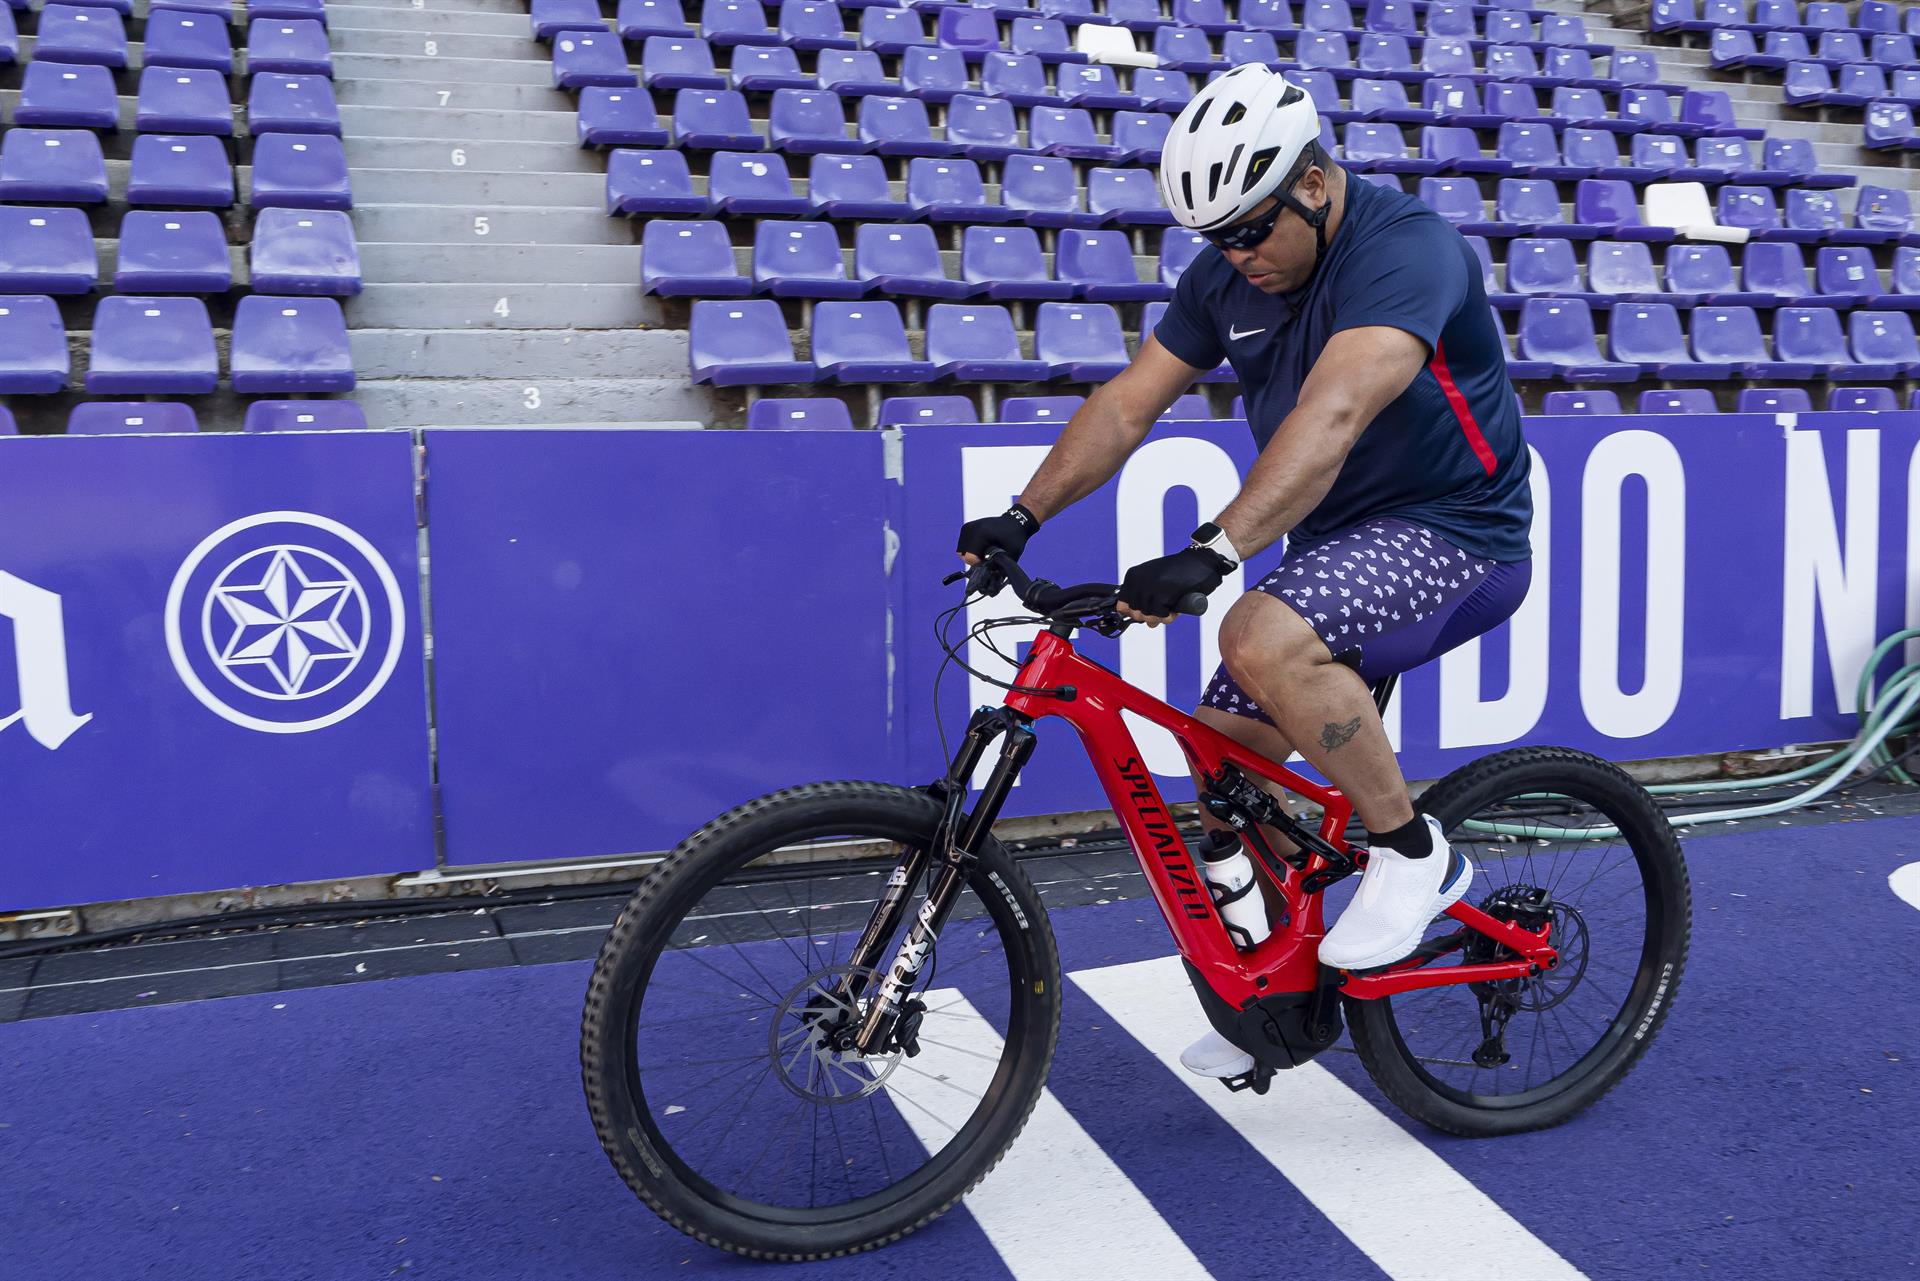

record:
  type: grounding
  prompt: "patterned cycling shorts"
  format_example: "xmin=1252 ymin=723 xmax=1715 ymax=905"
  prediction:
xmin=1201 ymin=517 xmax=1532 ymax=728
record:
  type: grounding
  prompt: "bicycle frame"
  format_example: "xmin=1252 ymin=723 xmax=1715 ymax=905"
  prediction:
xmin=847 ymin=624 xmax=1558 ymax=1067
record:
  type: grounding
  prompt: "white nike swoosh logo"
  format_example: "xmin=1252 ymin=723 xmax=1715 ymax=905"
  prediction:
xmin=1229 ymin=326 xmax=1266 ymax=340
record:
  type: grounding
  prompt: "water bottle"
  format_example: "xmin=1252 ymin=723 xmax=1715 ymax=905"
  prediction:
xmin=1201 ymin=829 xmax=1271 ymax=951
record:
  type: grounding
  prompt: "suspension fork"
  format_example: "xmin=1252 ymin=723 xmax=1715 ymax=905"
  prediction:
xmin=842 ymin=706 xmax=1036 ymax=1055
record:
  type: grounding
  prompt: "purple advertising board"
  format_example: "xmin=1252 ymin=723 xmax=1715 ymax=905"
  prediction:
xmin=0 ymin=433 xmax=434 ymax=911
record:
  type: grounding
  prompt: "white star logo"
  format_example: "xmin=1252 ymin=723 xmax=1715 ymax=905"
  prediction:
xmin=212 ymin=548 xmax=363 ymax=695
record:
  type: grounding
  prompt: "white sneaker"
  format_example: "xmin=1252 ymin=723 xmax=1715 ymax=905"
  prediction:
xmin=1318 ymin=815 xmax=1472 ymax=971
xmin=1179 ymin=1028 xmax=1255 ymax=1079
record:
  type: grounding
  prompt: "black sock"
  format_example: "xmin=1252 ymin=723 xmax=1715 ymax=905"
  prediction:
xmin=1368 ymin=814 xmax=1432 ymax=859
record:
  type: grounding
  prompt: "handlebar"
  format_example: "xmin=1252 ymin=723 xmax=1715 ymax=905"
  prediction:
xmin=951 ymin=549 xmax=1210 ymax=620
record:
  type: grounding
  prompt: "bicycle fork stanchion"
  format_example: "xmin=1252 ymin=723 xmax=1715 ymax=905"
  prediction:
xmin=847 ymin=709 xmax=1037 ymax=1057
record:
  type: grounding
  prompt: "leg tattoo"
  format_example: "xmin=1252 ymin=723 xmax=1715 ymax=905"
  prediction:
xmin=1319 ymin=716 xmax=1362 ymax=751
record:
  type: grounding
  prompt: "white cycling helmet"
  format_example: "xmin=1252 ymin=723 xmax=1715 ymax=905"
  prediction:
xmin=1158 ymin=63 xmax=1327 ymax=237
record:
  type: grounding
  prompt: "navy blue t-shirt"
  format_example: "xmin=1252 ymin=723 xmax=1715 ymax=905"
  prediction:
xmin=1154 ymin=174 xmax=1532 ymax=563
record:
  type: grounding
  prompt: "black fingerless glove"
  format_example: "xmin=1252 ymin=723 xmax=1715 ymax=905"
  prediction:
xmin=956 ymin=504 xmax=1041 ymax=561
xmin=1118 ymin=546 xmax=1234 ymax=618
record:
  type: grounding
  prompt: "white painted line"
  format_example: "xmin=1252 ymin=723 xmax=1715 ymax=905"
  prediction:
xmin=888 ymin=989 xmax=1213 ymax=1281
xmin=1071 ymin=956 xmax=1588 ymax=1281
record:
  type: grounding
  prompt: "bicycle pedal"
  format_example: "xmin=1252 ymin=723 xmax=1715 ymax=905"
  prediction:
xmin=1221 ymin=1066 xmax=1273 ymax=1095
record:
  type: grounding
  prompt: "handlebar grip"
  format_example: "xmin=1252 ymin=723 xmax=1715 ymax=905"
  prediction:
xmin=1177 ymin=592 xmax=1210 ymax=617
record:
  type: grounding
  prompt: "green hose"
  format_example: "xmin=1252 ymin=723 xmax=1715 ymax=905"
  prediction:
xmin=1460 ymin=626 xmax=1920 ymax=842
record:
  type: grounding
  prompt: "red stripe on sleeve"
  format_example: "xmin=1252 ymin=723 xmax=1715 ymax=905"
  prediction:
xmin=1430 ymin=339 xmax=1498 ymax=477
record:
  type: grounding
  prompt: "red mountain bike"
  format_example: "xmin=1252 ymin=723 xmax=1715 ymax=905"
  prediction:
xmin=582 ymin=550 xmax=1691 ymax=1261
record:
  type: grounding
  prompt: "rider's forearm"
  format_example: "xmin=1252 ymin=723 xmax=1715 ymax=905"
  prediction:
xmin=1014 ymin=383 xmax=1156 ymax=524
xmin=1213 ymin=404 xmax=1366 ymax=561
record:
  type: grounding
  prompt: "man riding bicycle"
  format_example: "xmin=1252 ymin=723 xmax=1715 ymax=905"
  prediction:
xmin=957 ymin=64 xmax=1536 ymax=1082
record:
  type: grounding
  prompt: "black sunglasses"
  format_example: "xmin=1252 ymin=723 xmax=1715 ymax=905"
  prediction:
xmin=1203 ymin=203 xmax=1285 ymax=252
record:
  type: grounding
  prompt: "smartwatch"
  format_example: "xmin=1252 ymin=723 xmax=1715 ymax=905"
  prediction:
xmin=1190 ymin=521 xmax=1241 ymax=568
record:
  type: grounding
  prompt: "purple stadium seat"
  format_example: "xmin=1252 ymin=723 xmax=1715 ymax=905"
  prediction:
xmin=135 ymin=67 xmax=232 ymax=135
xmin=248 ymin=0 xmax=326 ymax=23
xmin=1495 ymin=179 xmax=1580 ymax=237
xmin=859 ymin=95 xmax=953 ymax=156
xmin=1485 ymin=45 xmax=1541 ymax=82
xmin=1693 ymin=305 xmax=1812 ymax=378
xmin=947 ymin=95 xmax=1022 ymax=161
xmin=242 ymin=400 xmax=371 ymax=431
xmin=767 ymin=90 xmax=859 ymax=154
xmin=554 ymin=33 xmax=635 ymax=87
xmin=1062 ymin=64 xmax=1141 ymax=113
xmin=247 ymin=75 xmax=342 ymax=137
xmin=1630 ymin=134 xmax=1685 ymax=180
xmin=1504 ymin=238 xmax=1585 ymax=301
xmin=1783 ymin=62 xmax=1837 ymax=107
xmin=981 ymin=52 xmax=1057 ymax=107
xmin=1716 ymin=186 xmax=1782 ymax=236
xmin=878 ymin=396 xmax=977 ymax=426
xmin=1011 ymin=17 xmax=1079 ymax=62
xmin=1128 ymin=69 xmax=1190 ymax=112
xmin=1762 ymin=137 xmax=1849 ymax=191
xmin=114 ymin=211 xmax=232 ymax=293
xmin=1743 ymin=239 xmax=1812 ymax=305
xmin=34 ymin=5 xmax=128 ymax=67
xmin=1855 ymin=185 xmax=1915 ymax=238
xmin=1517 ymin=299 xmax=1637 ymax=380
xmin=1813 ymin=246 xmax=1878 ymax=305
xmin=250 ymin=208 xmax=361 ymax=296
xmin=907 ymin=157 xmax=1015 ymax=222
xmin=1241 ymin=0 xmax=1294 ymax=31
xmin=1735 ymin=386 xmax=1812 ymax=413
xmin=961 ymin=225 xmax=1071 ymax=300
xmin=127 ymin=134 xmax=234 ymax=208
xmin=66 ymin=403 xmax=200 ymax=434
xmin=640 ymin=37 xmax=723 ymax=89
xmin=1847 ymin=310 xmax=1920 ymax=377
xmin=998 ymin=394 xmax=1084 ymax=422
xmin=1349 ymin=77 xmax=1414 ymax=124
xmin=1694 ymin=137 xmax=1765 ymax=186
xmin=1865 ymin=101 xmax=1915 ymax=151
xmin=229 ymin=295 xmax=355 ymax=392
xmin=1830 ymin=386 xmax=1899 ymax=410
xmin=808 ymin=153 xmax=910 ymax=219
xmin=577 ymin=87 xmax=670 ymax=147
xmin=934 ymin=5 xmax=997 ymax=53
xmin=1872 ymin=245 xmax=1920 ymax=309
xmin=1036 ymin=302 xmax=1130 ymax=380
xmin=144 ymin=8 xmax=232 ymax=72
xmin=1160 ymin=228 xmax=1207 ymax=285
xmin=1611 ymin=302 xmax=1731 ymax=378
xmin=673 ymin=89 xmax=762 ymax=150
xmin=1502 ymin=123 xmax=1586 ymax=180
xmin=1345 ymin=123 xmax=1417 ymax=173
xmin=1224 ymin=31 xmax=1284 ymax=68
xmin=1776 ymin=308 xmax=1859 ymax=373
xmin=1420 ymin=37 xmax=1475 ymax=77
xmin=1366 ymin=0 xmax=1416 ymax=33
xmin=1561 ymin=130 xmax=1638 ymax=184
xmin=249 ymin=133 xmax=351 ymax=210
xmin=1027 ymin=106 xmax=1117 ymax=162
xmin=1057 ymin=230 xmax=1165 ymax=300
xmin=618 ymin=0 xmax=687 ymax=37
xmin=1540 ymin=389 xmax=1622 ymax=414
xmin=1147 ymin=26 xmax=1218 ymax=74
xmin=746 ymin=398 xmax=855 ymax=429
xmin=530 ymin=0 xmax=606 ymax=38
xmin=926 ymin=304 xmax=1051 ymax=380
xmin=248 ymin=19 xmax=333 ymax=77
xmin=812 ymin=301 xmax=934 ymax=382
xmin=1356 ymin=33 xmax=1414 ymax=78
xmin=1637 ymin=389 xmax=1717 ymax=414
xmin=0 ymin=297 xmax=69 ymax=393
xmin=815 ymin=49 xmax=893 ymax=96
xmin=641 ymin=220 xmax=746 ymax=296
xmin=16 ymin=62 xmax=118 ymax=130
xmin=1416 ymin=177 xmax=1488 ymax=227
xmin=1159 ymin=393 xmax=1214 ymax=421
xmin=732 ymin=45 xmax=814 ymax=92
xmin=1175 ymin=0 xmax=1234 ymax=32
xmin=709 ymin=150 xmax=809 ymax=215
xmin=1002 ymin=154 xmax=1100 ymax=228
xmin=607 ymin=148 xmax=708 ymax=215
xmin=855 ymin=222 xmax=970 ymax=298
xmin=0 ymin=129 xmax=109 ymax=204
xmin=753 ymin=221 xmax=864 ymax=298
xmin=1422 ymin=127 xmax=1501 ymax=177
xmin=0 ymin=206 xmax=95 ymax=294
xmin=86 ymin=296 xmax=219 ymax=394
xmin=860 ymin=5 xmax=929 ymax=53
xmin=901 ymin=47 xmax=971 ymax=102
xmin=1088 ymin=167 xmax=1173 ymax=226
xmin=702 ymin=0 xmax=770 ymax=46
xmin=779 ymin=0 xmax=852 ymax=50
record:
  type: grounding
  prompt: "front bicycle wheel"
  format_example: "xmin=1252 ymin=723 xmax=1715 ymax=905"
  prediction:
xmin=581 ymin=781 xmax=1061 ymax=1261
xmin=1346 ymin=746 xmax=1691 ymax=1137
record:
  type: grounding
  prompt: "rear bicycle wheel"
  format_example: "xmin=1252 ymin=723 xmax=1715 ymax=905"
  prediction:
xmin=581 ymin=781 xmax=1061 ymax=1260
xmin=1346 ymin=746 xmax=1691 ymax=1136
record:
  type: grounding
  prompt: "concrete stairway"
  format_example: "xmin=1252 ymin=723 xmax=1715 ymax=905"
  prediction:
xmin=329 ymin=0 xmax=703 ymax=427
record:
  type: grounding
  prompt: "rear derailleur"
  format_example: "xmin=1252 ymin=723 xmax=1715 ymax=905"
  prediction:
xmin=1463 ymin=884 xmax=1554 ymax=1068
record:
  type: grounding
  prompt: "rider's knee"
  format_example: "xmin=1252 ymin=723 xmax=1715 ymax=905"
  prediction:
xmin=1218 ymin=593 xmax=1327 ymax=681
